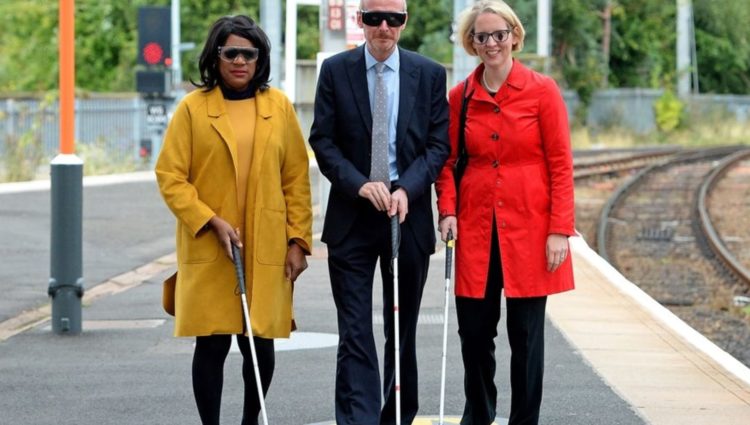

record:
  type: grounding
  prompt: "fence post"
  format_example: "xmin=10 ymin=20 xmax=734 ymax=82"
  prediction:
xmin=133 ymin=97 xmax=142 ymax=163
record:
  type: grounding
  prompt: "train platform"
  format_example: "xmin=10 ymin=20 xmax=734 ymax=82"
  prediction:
xmin=1 ymin=174 xmax=749 ymax=424
xmin=552 ymin=237 xmax=750 ymax=425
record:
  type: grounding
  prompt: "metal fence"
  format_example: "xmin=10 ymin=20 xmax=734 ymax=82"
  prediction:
xmin=2 ymin=64 xmax=750 ymax=174
xmin=1 ymin=96 xmax=147 ymax=165
xmin=584 ymin=89 xmax=750 ymax=134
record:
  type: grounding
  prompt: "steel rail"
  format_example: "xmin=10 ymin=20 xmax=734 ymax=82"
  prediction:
xmin=596 ymin=146 xmax=744 ymax=264
xmin=696 ymin=148 xmax=750 ymax=286
xmin=574 ymin=148 xmax=681 ymax=180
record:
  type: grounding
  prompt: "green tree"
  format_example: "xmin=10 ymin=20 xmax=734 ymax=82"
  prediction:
xmin=0 ymin=0 xmax=263 ymax=92
xmin=693 ymin=0 xmax=750 ymax=94
xmin=0 ymin=0 xmax=167 ymax=92
xmin=2 ymin=0 xmax=748 ymax=96
xmin=76 ymin=0 xmax=156 ymax=91
xmin=0 ymin=2 xmax=58 ymax=91
xmin=549 ymin=0 xmax=606 ymax=105
xmin=296 ymin=5 xmax=319 ymax=60
xmin=400 ymin=0 xmax=452 ymax=63
xmin=504 ymin=0 xmax=537 ymax=53
xmin=608 ymin=0 xmax=675 ymax=88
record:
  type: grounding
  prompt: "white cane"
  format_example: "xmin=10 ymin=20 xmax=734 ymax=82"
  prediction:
xmin=439 ymin=230 xmax=454 ymax=425
xmin=390 ymin=215 xmax=402 ymax=425
xmin=232 ymin=243 xmax=269 ymax=425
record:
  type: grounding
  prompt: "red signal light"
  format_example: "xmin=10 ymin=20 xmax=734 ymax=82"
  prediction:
xmin=143 ymin=42 xmax=163 ymax=65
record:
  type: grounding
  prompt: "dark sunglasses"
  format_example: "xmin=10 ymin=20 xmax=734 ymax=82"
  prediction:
xmin=471 ymin=29 xmax=513 ymax=45
xmin=218 ymin=46 xmax=260 ymax=63
xmin=360 ymin=10 xmax=407 ymax=27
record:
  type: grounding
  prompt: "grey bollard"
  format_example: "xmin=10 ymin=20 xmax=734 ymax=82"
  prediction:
xmin=49 ymin=154 xmax=84 ymax=335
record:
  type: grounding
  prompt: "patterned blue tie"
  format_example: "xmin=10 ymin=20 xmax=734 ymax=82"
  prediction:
xmin=370 ymin=62 xmax=390 ymax=188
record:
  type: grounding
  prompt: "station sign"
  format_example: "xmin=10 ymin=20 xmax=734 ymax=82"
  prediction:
xmin=146 ymin=103 xmax=168 ymax=126
xmin=328 ymin=0 xmax=344 ymax=31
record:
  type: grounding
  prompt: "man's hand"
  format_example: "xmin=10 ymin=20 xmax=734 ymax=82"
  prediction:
xmin=358 ymin=181 xmax=392 ymax=211
xmin=358 ymin=183 xmax=409 ymax=223
xmin=388 ymin=188 xmax=409 ymax=223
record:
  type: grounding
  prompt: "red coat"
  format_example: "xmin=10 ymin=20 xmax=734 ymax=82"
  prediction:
xmin=436 ymin=60 xmax=575 ymax=298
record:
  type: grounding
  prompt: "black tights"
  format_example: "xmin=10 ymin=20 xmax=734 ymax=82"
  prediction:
xmin=192 ymin=334 xmax=275 ymax=425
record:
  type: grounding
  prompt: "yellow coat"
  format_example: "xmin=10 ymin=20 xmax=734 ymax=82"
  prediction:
xmin=156 ymin=86 xmax=312 ymax=338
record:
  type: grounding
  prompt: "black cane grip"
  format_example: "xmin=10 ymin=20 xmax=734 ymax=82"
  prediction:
xmin=390 ymin=215 xmax=400 ymax=259
xmin=231 ymin=243 xmax=247 ymax=295
xmin=445 ymin=230 xmax=454 ymax=279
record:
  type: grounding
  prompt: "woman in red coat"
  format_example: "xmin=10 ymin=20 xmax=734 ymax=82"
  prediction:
xmin=435 ymin=1 xmax=575 ymax=424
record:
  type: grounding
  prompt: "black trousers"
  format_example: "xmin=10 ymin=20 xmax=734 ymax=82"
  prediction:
xmin=456 ymin=226 xmax=547 ymax=425
xmin=328 ymin=207 xmax=430 ymax=425
xmin=192 ymin=334 xmax=275 ymax=425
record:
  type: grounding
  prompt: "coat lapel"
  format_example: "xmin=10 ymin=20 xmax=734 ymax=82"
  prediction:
xmin=396 ymin=49 xmax=419 ymax=148
xmin=346 ymin=46 xmax=373 ymax=136
xmin=248 ymin=91 xmax=272 ymax=210
xmin=206 ymin=88 xmax=240 ymax=174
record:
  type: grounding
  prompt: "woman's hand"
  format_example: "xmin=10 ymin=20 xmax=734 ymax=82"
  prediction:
xmin=285 ymin=242 xmax=308 ymax=283
xmin=438 ymin=215 xmax=457 ymax=242
xmin=207 ymin=215 xmax=242 ymax=259
xmin=546 ymin=233 xmax=569 ymax=272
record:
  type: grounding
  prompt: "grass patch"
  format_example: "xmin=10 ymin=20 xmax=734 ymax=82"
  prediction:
xmin=77 ymin=138 xmax=138 ymax=176
xmin=571 ymin=118 xmax=750 ymax=149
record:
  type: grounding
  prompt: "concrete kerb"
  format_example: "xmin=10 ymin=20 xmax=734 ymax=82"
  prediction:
xmin=0 ymin=170 xmax=157 ymax=194
xmin=0 ymin=252 xmax=176 ymax=342
xmin=569 ymin=236 xmax=750 ymax=388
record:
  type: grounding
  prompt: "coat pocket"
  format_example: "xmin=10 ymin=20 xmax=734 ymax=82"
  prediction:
xmin=179 ymin=223 xmax=220 ymax=264
xmin=257 ymin=208 xmax=286 ymax=266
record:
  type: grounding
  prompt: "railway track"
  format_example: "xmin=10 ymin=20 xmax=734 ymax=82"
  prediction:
xmin=698 ymin=149 xmax=750 ymax=286
xmin=573 ymin=146 xmax=681 ymax=180
xmin=594 ymin=146 xmax=750 ymax=366
xmin=573 ymin=147 xmax=682 ymax=249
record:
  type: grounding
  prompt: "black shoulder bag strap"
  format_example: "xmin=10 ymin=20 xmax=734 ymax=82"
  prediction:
xmin=454 ymin=77 xmax=473 ymax=196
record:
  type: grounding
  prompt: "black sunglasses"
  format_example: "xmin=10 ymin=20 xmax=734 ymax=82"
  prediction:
xmin=360 ymin=11 xmax=407 ymax=27
xmin=471 ymin=29 xmax=513 ymax=45
xmin=218 ymin=46 xmax=260 ymax=63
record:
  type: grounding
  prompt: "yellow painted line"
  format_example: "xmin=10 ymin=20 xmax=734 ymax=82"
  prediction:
xmin=0 ymin=253 xmax=176 ymax=341
xmin=0 ymin=305 xmax=51 ymax=341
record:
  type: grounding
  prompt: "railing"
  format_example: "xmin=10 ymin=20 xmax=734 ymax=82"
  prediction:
xmin=2 ymin=61 xmax=749 ymax=177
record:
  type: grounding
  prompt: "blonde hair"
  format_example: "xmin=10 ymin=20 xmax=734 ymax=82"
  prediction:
xmin=456 ymin=0 xmax=525 ymax=56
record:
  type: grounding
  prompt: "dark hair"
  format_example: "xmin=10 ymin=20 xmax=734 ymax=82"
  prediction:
xmin=192 ymin=15 xmax=271 ymax=93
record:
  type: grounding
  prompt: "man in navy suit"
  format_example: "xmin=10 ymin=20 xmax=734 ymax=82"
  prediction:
xmin=309 ymin=0 xmax=449 ymax=423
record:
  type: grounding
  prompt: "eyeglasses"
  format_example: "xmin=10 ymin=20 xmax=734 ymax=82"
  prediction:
xmin=218 ymin=46 xmax=260 ymax=63
xmin=471 ymin=29 xmax=513 ymax=45
xmin=360 ymin=10 xmax=407 ymax=27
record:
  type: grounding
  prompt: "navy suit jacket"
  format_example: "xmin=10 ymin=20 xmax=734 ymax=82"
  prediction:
xmin=309 ymin=46 xmax=449 ymax=254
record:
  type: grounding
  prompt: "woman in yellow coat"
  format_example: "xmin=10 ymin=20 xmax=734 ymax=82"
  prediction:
xmin=155 ymin=15 xmax=312 ymax=425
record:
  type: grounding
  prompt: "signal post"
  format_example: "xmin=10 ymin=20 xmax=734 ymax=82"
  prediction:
xmin=136 ymin=6 xmax=173 ymax=168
